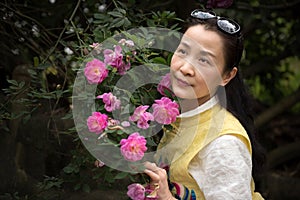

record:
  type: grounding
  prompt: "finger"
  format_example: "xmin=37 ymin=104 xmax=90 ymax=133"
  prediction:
xmin=144 ymin=169 xmax=160 ymax=182
xmin=144 ymin=161 xmax=158 ymax=171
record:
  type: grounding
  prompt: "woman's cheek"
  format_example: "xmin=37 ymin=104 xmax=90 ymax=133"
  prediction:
xmin=170 ymin=54 xmax=181 ymax=70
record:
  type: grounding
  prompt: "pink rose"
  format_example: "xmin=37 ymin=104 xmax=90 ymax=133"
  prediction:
xmin=152 ymin=97 xmax=179 ymax=124
xmin=103 ymin=45 xmax=130 ymax=74
xmin=121 ymin=121 xmax=131 ymax=127
xmin=157 ymin=73 xmax=172 ymax=96
xmin=97 ymin=92 xmax=121 ymax=112
xmin=117 ymin=61 xmax=131 ymax=75
xmin=84 ymin=58 xmax=108 ymax=84
xmin=103 ymin=45 xmax=123 ymax=66
xmin=129 ymin=105 xmax=154 ymax=129
xmin=89 ymin=42 xmax=100 ymax=48
xmin=127 ymin=183 xmax=145 ymax=200
xmin=86 ymin=112 xmax=108 ymax=134
xmin=118 ymin=39 xmax=135 ymax=47
xmin=94 ymin=159 xmax=105 ymax=168
xmin=120 ymin=132 xmax=147 ymax=162
xmin=136 ymin=112 xmax=154 ymax=129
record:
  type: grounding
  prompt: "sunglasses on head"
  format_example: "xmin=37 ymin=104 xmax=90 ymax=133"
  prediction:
xmin=190 ymin=9 xmax=241 ymax=35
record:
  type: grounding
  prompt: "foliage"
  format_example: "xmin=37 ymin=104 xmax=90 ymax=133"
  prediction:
xmin=0 ymin=0 xmax=182 ymax=196
xmin=247 ymin=56 xmax=300 ymax=106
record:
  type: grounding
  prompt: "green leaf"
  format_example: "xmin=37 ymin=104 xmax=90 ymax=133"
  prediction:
xmin=63 ymin=163 xmax=79 ymax=174
xmin=128 ymin=0 xmax=135 ymax=5
xmin=112 ymin=18 xmax=125 ymax=28
xmin=94 ymin=13 xmax=108 ymax=20
xmin=117 ymin=8 xmax=126 ymax=15
xmin=146 ymin=137 xmax=158 ymax=146
xmin=7 ymin=79 xmax=18 ymax=86
xmin=151 ymin=57 xmax=167 ymax=65
xmin=123 ymin=17 xmax=131 ymax=27
xmin=114 ymin=172 xmax=128 ymax=179
xmin=82 ymin=184 xmax=91 ymax=193
xmin=108 ymin=11 xmax=124 ymax=18
xmin=74 ymin=183 xmax=81 ymax=191
xmin=104 ymin=170 xmax=115 ymax=183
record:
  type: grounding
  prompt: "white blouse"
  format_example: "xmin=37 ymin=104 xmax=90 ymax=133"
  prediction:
xmin=188 ymin=135 xmax=252 ymax=200
xmin=180 ymin=96 xmax=252 ymax=200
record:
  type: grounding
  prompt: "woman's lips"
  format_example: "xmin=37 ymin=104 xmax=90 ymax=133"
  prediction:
xmin=175 ymin=76 xmax=191 ymax=87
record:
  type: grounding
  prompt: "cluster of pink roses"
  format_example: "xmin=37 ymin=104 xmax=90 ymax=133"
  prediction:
xmin=86 ymin=94 xmax=179 ymax=162
xmin=84 ymin=39 xmax=178 ymax=200
xmin=84 ymin=40 xmax=178 ymax=161
xmin=84 ymin=41 xmax=133 ymax=84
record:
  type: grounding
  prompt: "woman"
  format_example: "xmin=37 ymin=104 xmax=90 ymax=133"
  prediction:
xmin=144 ymin=9 xmax=265 ymax=200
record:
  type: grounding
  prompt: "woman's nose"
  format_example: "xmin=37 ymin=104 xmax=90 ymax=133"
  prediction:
xmin=179 ymin=60 xmax=195 ymax=76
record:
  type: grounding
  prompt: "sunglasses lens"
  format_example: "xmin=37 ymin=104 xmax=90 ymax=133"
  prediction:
xmin=191 ymin=10 xmax=241 ymax=35
xmin=191 ymin=10 xmax=215 ymax=19
xmin=217 ymin=18 xmax=240 ymax=34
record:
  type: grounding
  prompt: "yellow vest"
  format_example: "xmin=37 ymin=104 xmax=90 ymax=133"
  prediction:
xmin=156 ymin=105 xmax=264 ymax=199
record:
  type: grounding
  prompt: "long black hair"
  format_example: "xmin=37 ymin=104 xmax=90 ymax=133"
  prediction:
xmin=186 ymin=16 xmax=266 ymax=180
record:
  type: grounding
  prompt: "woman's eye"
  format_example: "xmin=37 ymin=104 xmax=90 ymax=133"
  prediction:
xmin=177 ymin=49 xmax=186 ymax=55
xmin=199 ymin=58 xmax=210 ymax=64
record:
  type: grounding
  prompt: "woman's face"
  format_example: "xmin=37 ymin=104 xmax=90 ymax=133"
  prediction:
xmin=170 ymin=24 xmax=235 ymax=106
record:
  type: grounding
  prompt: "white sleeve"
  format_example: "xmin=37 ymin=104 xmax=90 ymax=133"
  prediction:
xmin=188 ymin=135 xmax=252 ymax=200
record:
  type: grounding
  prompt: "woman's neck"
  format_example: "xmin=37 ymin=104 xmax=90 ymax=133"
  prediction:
xmin=179 ymin=96 xmax=219 ymax=118
xmin=179 ymin=95 xmax=212 ymax=113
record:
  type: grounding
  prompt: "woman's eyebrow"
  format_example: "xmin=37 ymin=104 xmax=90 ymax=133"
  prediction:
xmin=199 ymin=50 xmax=216 ymax=58
xmin=179 ymin=41 xmax=190 ymax=49
xmin=180 ymin=40 xmax=216 ymax=58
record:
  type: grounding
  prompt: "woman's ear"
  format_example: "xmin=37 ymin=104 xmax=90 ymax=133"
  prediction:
xmin=220 ymin=67 xmax=237 ymax=86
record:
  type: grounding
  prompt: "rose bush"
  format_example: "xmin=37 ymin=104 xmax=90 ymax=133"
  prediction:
xmin=79 ymin=35 xmax=180 ymax=153
xmin=71 ymin=28 xmax=181 ymax=198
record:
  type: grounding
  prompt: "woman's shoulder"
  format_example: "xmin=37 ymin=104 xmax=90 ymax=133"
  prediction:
xmin=200 ymin=135 xmax=250 ymax=157
xmin=219 ymin=106 xmax=248 ymax=133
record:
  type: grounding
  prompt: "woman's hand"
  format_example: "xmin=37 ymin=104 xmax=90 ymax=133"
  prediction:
xmin=144 ymin=162 xmax=175 ymax=200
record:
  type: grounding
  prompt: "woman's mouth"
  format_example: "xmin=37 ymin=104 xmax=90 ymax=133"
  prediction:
xmin=175 ymin=76 xmax=191 ymax=87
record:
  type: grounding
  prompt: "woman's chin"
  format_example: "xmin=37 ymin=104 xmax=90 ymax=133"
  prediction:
xmin=172 ymin=88 xmax=197 ymax=100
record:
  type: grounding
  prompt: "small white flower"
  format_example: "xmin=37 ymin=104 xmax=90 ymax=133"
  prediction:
xmin=83 ymin=8 xmax=89 ymax=13
xmin=125 ymin=40 xmax=134 ymax=47
xmin=32 ymin=25 xmax=40 ymax=37
xmin=98 ymin=4 xmax=106 ymax=12
xmin=87 ymin=18 xmax=93 ymax=23
xmin=64 ymin=47 xmax=73 ymax=55
xmin=8 ymin=12 xmax=14 ymax=18
xmin=11 ymin=49 xmax=20 ymax=55
xmin=118 ymin=39 xmax=126 ymax=45
xmin=21 ymin=20 xmax=27 ymax=26
xmin=67 ymin=27 xmax=74 ymax=33
xmin=14 ymin=21 xmax=22 ymax=28
xmin=148 ymin=40 xmax=154 ymax=46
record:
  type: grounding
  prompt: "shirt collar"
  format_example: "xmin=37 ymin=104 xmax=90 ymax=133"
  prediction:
xmin=179 ymin=96 xmax=219 ymax=118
